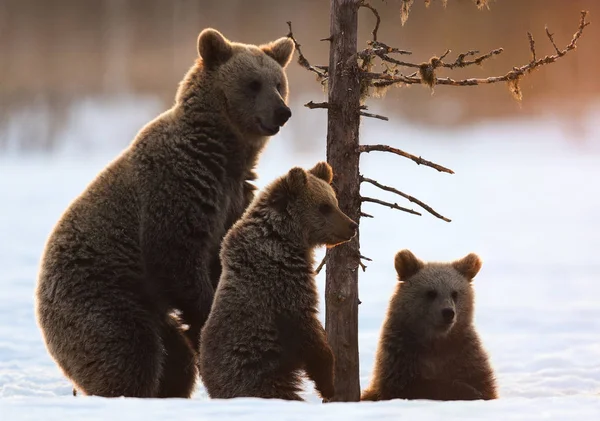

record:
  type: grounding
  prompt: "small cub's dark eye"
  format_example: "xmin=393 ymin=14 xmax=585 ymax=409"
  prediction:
xmin=248 ymin=80 xmax=262 ymax=92
xmin=451 ymin=291 xmax=458 ymax=300
xmin=319 ymin=203 xmax=332 ymax=215
xmin=426 ymin=290 xmax=437 ymax=300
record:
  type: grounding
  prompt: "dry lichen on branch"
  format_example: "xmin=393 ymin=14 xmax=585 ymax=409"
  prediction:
xmin=362 ymin=10 xmax=590 ymax=100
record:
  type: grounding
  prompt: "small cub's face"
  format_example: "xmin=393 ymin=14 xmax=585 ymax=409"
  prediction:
xmin=274 ymin=162 xmax=358 ymax=248
xmin=393 ymin=250 xmax=482 ymax=339
xmin=197 ymin=29 xmax=295 ymax=137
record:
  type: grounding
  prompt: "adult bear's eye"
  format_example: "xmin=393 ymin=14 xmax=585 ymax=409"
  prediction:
xmin=248 ymin=80 xmax=262 ymax=92
xmin=451 ymin=290 xmax=458 ymax=301
xmin=319 ymin=203 xmax=332 ymax=215
xmin=426 ymin=290 xmax=437 ymax=300
xmin=276 ymin=82 xmax=283 ymax=93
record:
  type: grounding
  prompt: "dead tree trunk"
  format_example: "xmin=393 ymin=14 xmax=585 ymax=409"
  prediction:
xmin=325 ymin=0 xmax=362 ymax=402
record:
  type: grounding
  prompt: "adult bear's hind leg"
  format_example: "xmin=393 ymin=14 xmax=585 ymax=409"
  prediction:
xmin=38 ymin=293 xmax=164 ymax=397
xmin=157 ymin=314 xmax=198 ymax=398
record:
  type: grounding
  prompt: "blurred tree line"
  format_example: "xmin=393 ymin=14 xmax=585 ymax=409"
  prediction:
xmin=0 ymin=0 xmax=598 ymax=152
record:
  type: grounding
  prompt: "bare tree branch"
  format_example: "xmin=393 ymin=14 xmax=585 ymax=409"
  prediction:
xmin=361 ymin=196 xmax=421 ymax=216
xmin=360 ymin=1 xmax=381 ymax=42
xmin=360 ymin=111 xmax=389 ymax=121
xmin=359 ymin=144 xmax=455 ymax=174
xmin=305 ymin=101 xmax=329 ymax=109
xmin=361 ymin=176 xmax=451 ymax=222
xmin=361 ymin=212 xmax=374 ymax=218
xmin=286 ymin=21 xmax=328 ymax=81
xmin=315 ymin=255 xmax=328 ymax=275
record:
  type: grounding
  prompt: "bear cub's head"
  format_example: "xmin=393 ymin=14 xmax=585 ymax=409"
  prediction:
xmin=393 ymin=249 xmax=483 ymax=339
xmin=268 ymin=162 xmax=358 ymax=248
xmin=197 ymin=28 xmax=295 ymax=137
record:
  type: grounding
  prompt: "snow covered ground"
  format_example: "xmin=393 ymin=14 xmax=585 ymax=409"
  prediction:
xmin=1 ymin=102 xmax=599 ymax=419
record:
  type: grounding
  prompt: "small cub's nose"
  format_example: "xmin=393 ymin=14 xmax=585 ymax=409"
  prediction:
xmin=441 ymin=308 xmax=455 ymax=323
xmin=274 ymin=106 xmax=292 ymax=126
xmin=349 ymin=220 xmax=358 ymax=232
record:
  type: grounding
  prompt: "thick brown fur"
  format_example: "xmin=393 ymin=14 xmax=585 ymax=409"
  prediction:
xmin=35 ymin=29 xmax=295 ymax=398
xmin=199 ymin=162 xmax=358 ymax=401
xmin=362 ymin=250 xmax=498 ymax=401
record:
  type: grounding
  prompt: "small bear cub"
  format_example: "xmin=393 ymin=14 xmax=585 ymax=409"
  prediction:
xmin=200 ymin=162 xmax=358 ymax=401
xmin=362 ymin=249 xmax=498 ymax=401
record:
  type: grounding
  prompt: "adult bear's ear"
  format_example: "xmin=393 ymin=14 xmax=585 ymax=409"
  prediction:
xmin=394 ymin=249 xmax=424 ymax=281
xmin=453 ymin=253 xmax=482 ymax=281
xmin=308 ymin=161 xmax=333 ymax=184
xmin=261 ymin=37 xmax=295 ymax=68
xmin=198 ymin=28 xmax=233 ymax=67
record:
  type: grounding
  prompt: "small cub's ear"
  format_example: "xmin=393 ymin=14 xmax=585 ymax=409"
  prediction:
xmin=261 ymin=37 xmax=295 ymax=68
xmin=198 ymin=28 xmax=233 ymax=67
xmin=308 ymin=161 xmax=333 ymax=184
xmin=394 ymin=249 xmax=424 ymax=281
xmin=286 ymin=167 xmax=308 ymax=193
xmin=453 ymin=253 xmax=482 ymax=281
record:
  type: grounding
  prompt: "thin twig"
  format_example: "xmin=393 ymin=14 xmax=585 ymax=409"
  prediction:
xmin=361 ymin=212 xmax=374 ymax=218
xmin=364 ymin=46 xmax=500 ymax=71
xmin=545 ymin=26 xmax=562 ymax=55
xmin=527 ymin=32 xmax=536 ymax=63
xmin=368 ymin=41 xmax=412 ymax=55
xmin=315 ymin=255 xmax=328 ymax=275
xmin=360 ymin=111 xmax=389 ymax=121
xmin=441 ymin=48 xmax=504 ymax=69
xmin=286 ymin=21 xmax=328 ymax=80
xmin=360 ymin=254 xmax=373 ymax=262
xmin=361 ymin=196 xmax=421 ymax=216
xmin=305 ymin=101 xmax=329 ymax=109
xmin=359 ymin=144 xmax=455 ymax=174
xmin=360 ymin=1 xmax=381 ymax=42
xmin=361 ymin=176 xmax=451 ymax=222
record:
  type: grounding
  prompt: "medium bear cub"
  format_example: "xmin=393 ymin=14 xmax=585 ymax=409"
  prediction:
xmin=362 ymin=250 xmax=498 ymax=401
xmin=200 ymin=162 xmax=358 ymax=401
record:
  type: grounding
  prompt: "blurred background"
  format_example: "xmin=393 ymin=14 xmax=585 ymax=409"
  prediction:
xmin=0 ymin=0 xmax=598 ymax=154
xmin=1 ymin=0 xmax=600 ymax=399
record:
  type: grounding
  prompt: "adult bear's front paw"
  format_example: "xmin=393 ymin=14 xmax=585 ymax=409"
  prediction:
xmin=316 ymin=380 xmax=335 ymax=401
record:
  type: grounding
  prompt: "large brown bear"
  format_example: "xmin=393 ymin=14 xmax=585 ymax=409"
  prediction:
xmin=361 ymin=250 xmax=498 ymax=401
xmin=199 ymin=162 xmax=358 ymax=401
xmin=35 ymin=28 xmax=295 ymax=398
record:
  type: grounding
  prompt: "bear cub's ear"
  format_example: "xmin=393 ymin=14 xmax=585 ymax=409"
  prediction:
xmin=261 ymin=37 xmax=295 ymax=68
xmin=198 ymin=28 xmax=233 ymax=67
xmin=308 ymin=161 xmax=333 ymax=184
xmin=269 ymin=168 xmax=307 ymax=212
xmin=394 ymin=249 xmax=424 ymax=281
xmin=453 ymin=253 xmax=482 ymax=281
xmin=285 ymin=167 xmax=308 ymax=193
